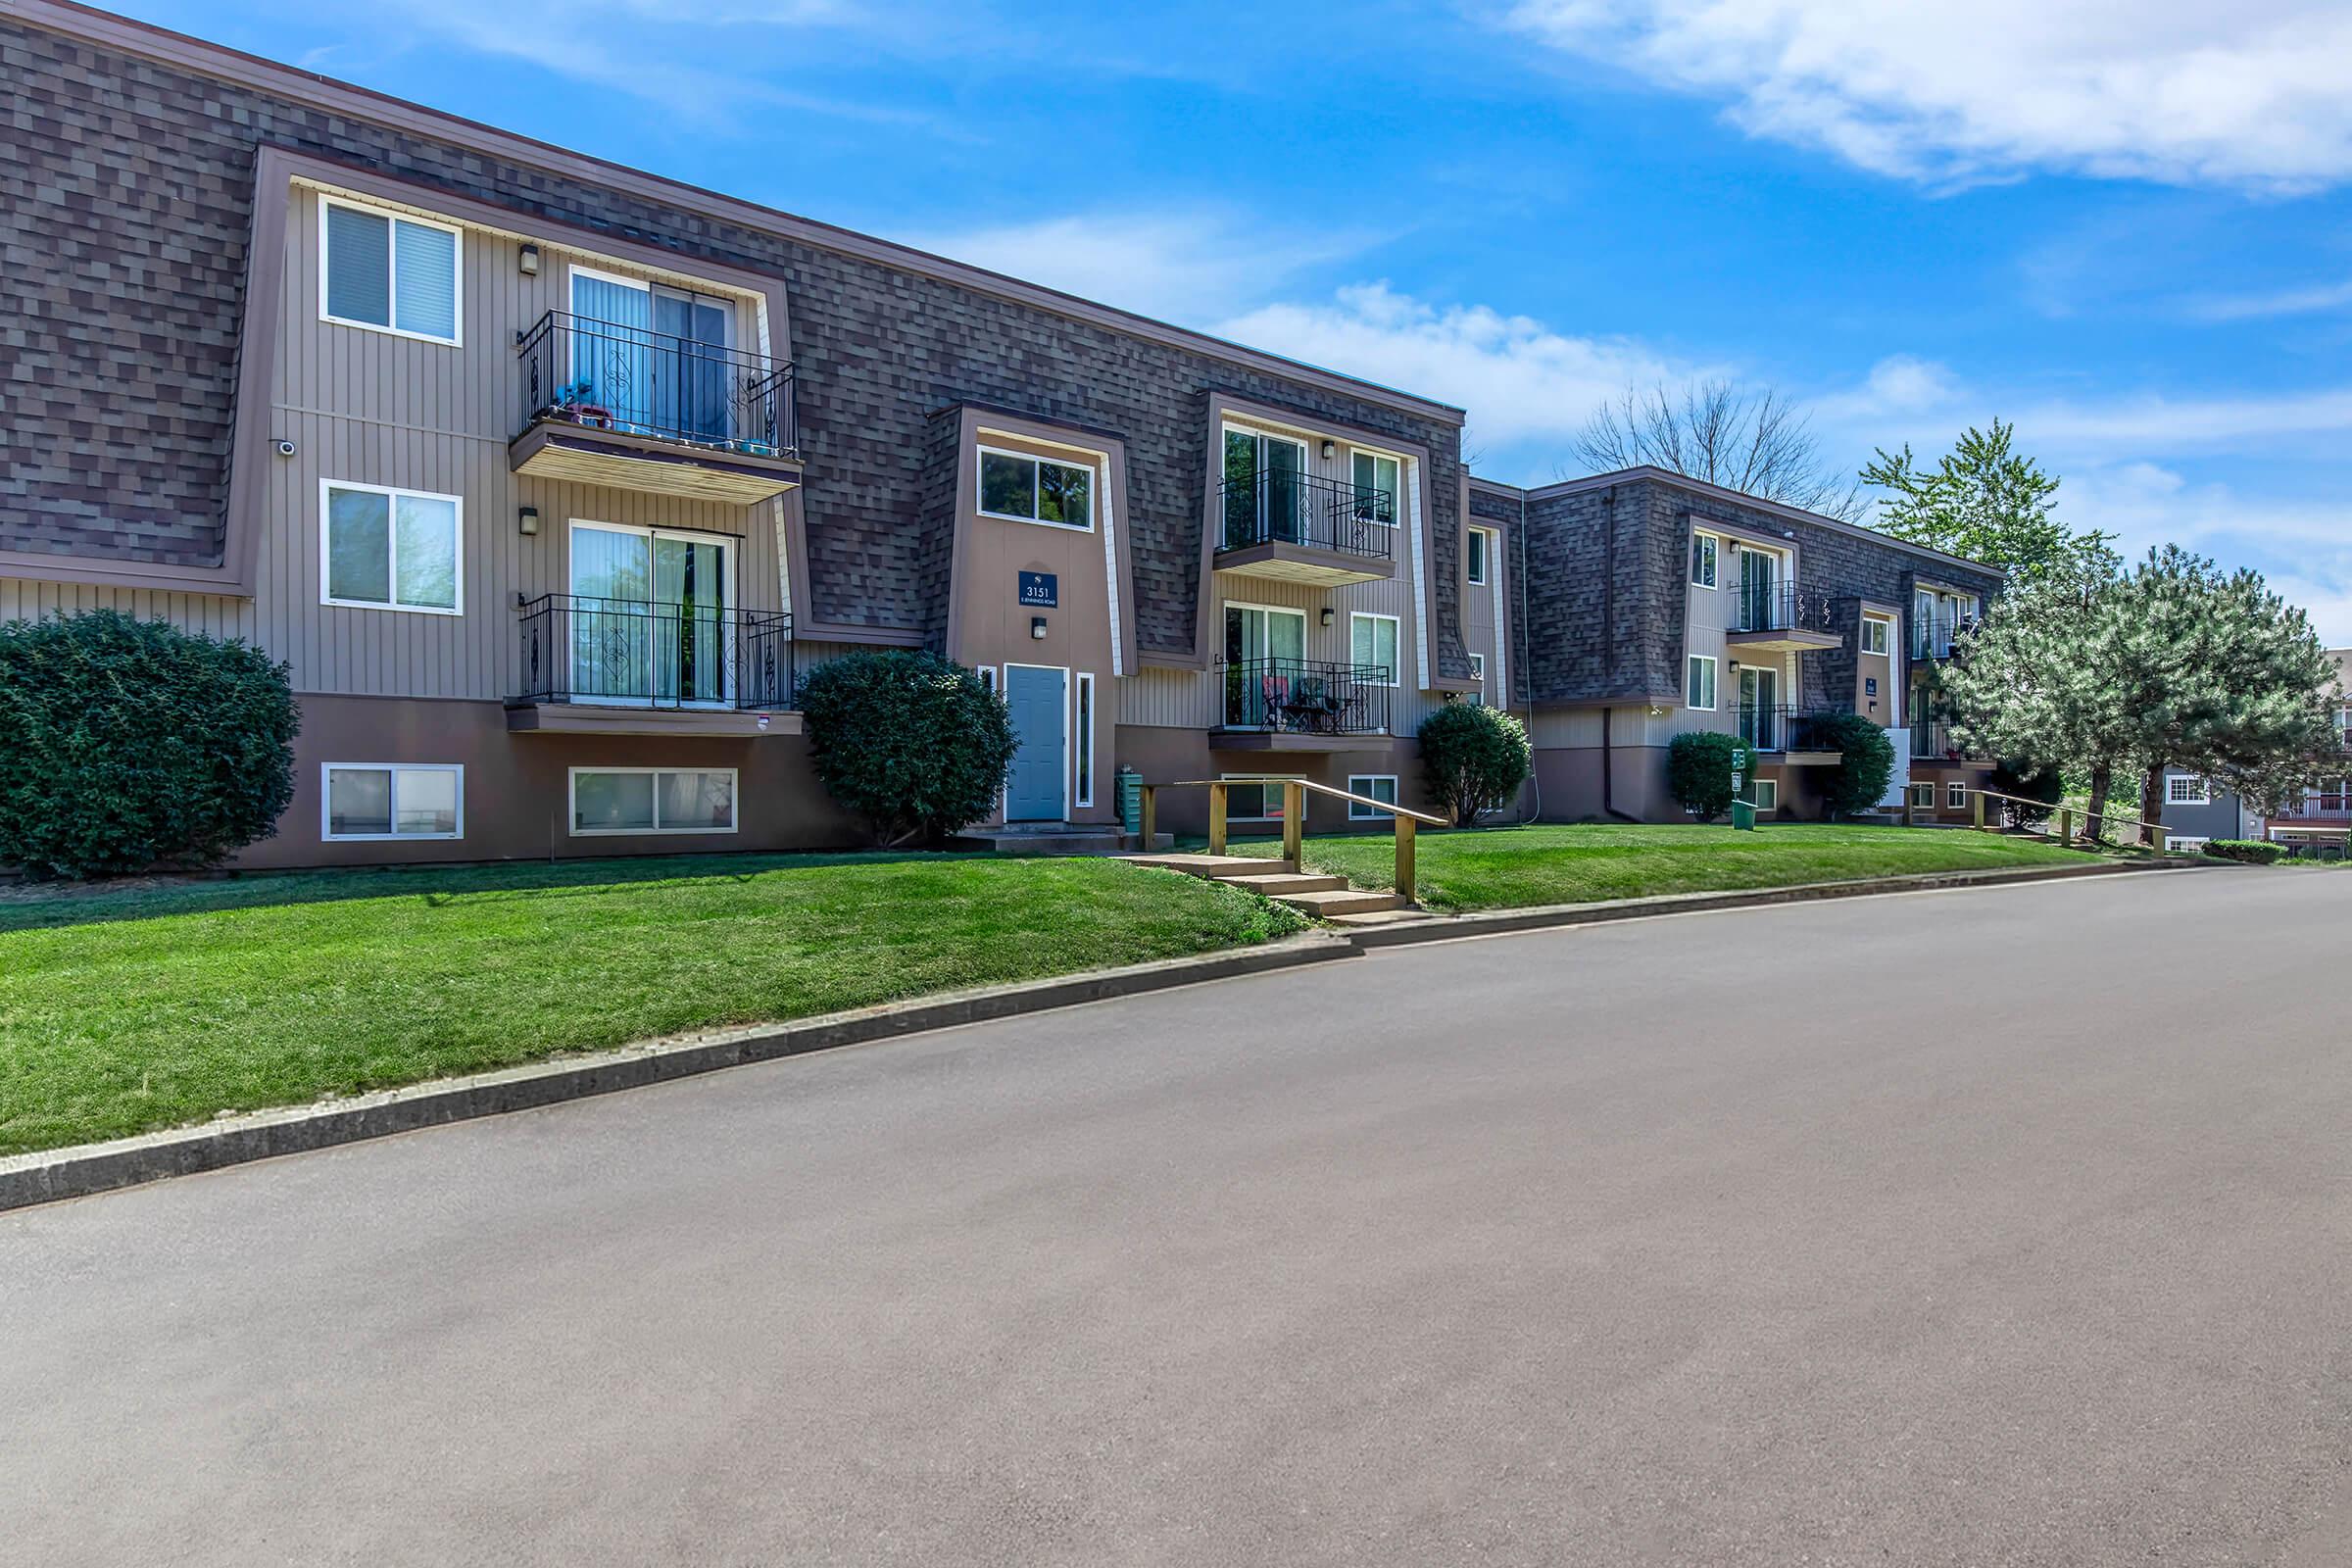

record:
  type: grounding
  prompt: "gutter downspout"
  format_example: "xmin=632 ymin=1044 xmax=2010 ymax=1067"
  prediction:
xmin=1518 ymin=487 xmax=1542 ymax=823
xmin=1598 ymin=484 xmax=1641 ymax=822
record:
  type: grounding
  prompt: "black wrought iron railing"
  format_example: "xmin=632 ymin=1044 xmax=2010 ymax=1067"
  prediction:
xmin=514 ymin=594 xmax=794 ymax=710
xmin=1731 ymin=581 xmax=1839 ymax=637
xmin=1217 ymin=469 xmax=1396 ymax=562
xmin=1911 ymin=616 xmax=1970 ymax=660
xmin=515 ymin=311 xmax=800 ymax=460
xmin=1220 ymin=658 xmax=1392 ymax=735
xmin=1737 ymin=704 xmax=1848 ymax=754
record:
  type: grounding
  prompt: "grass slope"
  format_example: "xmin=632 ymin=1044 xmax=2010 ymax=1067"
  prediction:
xmin=0 ymin=854 xmax=1299 ymax=1156
xmin=1231 ymin=822 xmax=2094 ymax=912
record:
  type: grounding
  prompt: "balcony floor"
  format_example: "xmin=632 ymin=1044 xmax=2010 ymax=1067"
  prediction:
xmin=1209 ymin=728 xmax=1388 ymax=754
xmin=505 ymin=702 xmax=803 ymax=738
xmin=511 ymin=420 xmax=802 ymax=505
xmin=1213 ymin=541 xmax=1395 ymax=587
xmin=1726 ymin=627 xmax=1842 ymax=655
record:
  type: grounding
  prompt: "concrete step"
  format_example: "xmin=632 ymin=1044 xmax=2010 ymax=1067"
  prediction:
xmin=955 ymin=827 xmax=1130 ymax=857
xmin=1118 ymin=854 xmax=1272 ymax=879
xmin=1274 ymin=888 xmax=1406 ymax=917
xmin=1216 ymin=871 xmax=1350 ymax=896
xmin=1323 ymin=907 xmax=1439 ymax=930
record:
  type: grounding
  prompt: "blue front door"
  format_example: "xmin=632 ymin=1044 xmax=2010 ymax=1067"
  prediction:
xmin=1004 ymin=664 xmax=1067 ymax=821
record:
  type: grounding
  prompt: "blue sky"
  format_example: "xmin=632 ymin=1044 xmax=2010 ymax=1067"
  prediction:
xmin=124 ymin=0 xmax=2352 ymax=638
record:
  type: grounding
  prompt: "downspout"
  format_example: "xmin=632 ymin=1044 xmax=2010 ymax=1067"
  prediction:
xmin=1518 ymin=487 xmax=1542 ymax=822
xmin=1599 ymin=484 xmax=1640 ymax=821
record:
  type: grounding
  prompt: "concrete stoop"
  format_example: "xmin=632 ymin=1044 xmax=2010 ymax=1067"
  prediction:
xmin=954 ymin=824 xmax=1169 ymax=856
xmin=1120 ymin=852 xmax=1414 ymax=920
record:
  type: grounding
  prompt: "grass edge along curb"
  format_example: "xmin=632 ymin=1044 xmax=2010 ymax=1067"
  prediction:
xmin=0 ymin=933 xmax=1356 ymax=1213
xmin=1340 ymin=855 xmax=2208 ymax=948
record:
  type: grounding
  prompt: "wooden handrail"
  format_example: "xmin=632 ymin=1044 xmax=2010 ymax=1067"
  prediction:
xmin=1955 ymin=785 xmax=2182 ymax=852
xmin=1140 ymin=775 xmax=1442 ymax=905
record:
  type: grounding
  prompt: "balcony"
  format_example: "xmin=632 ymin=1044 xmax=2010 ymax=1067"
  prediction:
xmin=1911 ymin=616 xmax=1972 ymax=661
xmin=1213 ymin=658 xmax=1393 ymax=751
xmin=511 ymin=312 xmax=803 ymax=505
xmin=1737 ymin=704 xmax=1846 ymax=764
xmin=2278 ymin=787 xmax=2352 ymax=821
xmin=506 ymin=593 xmax=799 ymax=737
xmin=1214 ymin=469 xmax=1396 ymax=587
xmin=1725 ymin=583 xmax=1842 ymax=654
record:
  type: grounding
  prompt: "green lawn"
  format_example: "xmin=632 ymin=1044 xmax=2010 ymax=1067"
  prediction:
xmin=0 ymin=854 xmax=1301 ymax=1157
xmin=1225 ymin=822 xmax=2099 ymax=912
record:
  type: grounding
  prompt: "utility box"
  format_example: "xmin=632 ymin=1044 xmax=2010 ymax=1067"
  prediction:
xmin=1116 ymin=766 xmax=1143 ymax=836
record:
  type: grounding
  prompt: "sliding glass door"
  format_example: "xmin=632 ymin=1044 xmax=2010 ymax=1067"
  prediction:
xmin=570 ymin=270 xmax=734 ymax=443
xmin=569 ymin=521 xmax=733 ymax=707
xmin=1222 ymin=428 xmax=1306 ymax=548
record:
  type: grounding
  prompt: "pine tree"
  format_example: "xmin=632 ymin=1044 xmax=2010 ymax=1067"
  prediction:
xmin=1861 ymin=420 xmax=2118 ymax=588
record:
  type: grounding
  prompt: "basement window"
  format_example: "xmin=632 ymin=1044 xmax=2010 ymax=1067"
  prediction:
xmin=323 ymin=764 xmax=463 ymax=840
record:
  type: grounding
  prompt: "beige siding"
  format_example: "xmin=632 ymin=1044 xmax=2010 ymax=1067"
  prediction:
xmin=5 ymin=181 xmax=790 ymax=702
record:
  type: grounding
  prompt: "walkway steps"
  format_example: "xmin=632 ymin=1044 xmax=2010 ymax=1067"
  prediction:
xmin=1118 ymin=852 xmax=1410 ymax=920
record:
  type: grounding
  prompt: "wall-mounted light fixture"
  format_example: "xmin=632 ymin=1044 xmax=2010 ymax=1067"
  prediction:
xmin=1030 ymin=615 xmax=1049 ymax=640
xmin=1319 ymin=439 xmax=1336 ymax=461
xmin=1726 ymin=659 xmax=1740 ymax=670
xmin=517 ymin=506 xmax=540 ymax=536
xmin=1319 ymin=607 xmax=1335 ymax=627
xmin=518 ymin=243 xmax=541 ymax=276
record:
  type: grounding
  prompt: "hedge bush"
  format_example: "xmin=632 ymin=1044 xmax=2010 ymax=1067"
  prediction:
xmin=2201 ymin=838 xmax=2285 ymax=864
xmin=1417 ymin=702 xmax=1531 ymax=826
xmin=800 ymin=650 xmax=1016 ymax=845
xmin=0 ymin=610 xmax=299 ymax=878
xmin=1805 ymin=711 xmax=1897 ymax=819
xmin=1667 ymin=731 xmax=1740 ymax=822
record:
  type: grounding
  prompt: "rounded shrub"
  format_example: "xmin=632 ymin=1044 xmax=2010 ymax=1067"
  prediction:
xmin=800 ymin=650 xmax=1016 ymax=846
xmin=1416 ymin=701 xmax=1530 ymax=826
xmin=0 ymin=610 xmax=299 ymax=878
xmin=1810 ymin=711 xmax=1897 ymax=819
xmin=1667 ymin=731 xmax=1740 ymax=822
xmin=2201 ymin=838 xmax=2284 ymax=864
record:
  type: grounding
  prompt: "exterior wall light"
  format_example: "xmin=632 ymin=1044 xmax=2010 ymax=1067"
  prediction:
xmin=1319 ymin=608 xmax=1334 ymax=626
xmin=1030 ymin=615 xmax=1048 ymax=640
xmin=518 ymin=243 xmax=541 ymax=275
xmin=1319 ymin=439 xmax=1337 ymax=460
xmin=517 ymin=506 xmax=539 ymax=536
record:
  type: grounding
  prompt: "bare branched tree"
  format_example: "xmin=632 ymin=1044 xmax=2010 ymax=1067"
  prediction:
xmin=1569 ymin=379 xmax=1865 ymax=522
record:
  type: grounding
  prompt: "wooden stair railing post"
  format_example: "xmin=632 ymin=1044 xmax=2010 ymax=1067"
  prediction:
xmin=1973 ymin=789 xmax=1986 ymax=831
xmin=1207 ymin=782 xmax=1228 ymax=856
xmin=1395 ymin=813 xmax=1417 ymax=906
xmin=1139 ymin=785 xmax=1156 ymax=851
xmin=2057 ymin=807 xmax=2073 ymax=846
xmin=1282 ymin=781 xmax=1304 ymax=871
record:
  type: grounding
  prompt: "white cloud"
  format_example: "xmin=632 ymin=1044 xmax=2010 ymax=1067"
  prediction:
xmin=1498 ymin=1 xmax=2352 ymax=189
xmin=1217 ymin=283 xmax=1701 ymax=449
xmin=2183 ymin=276 xmax=2352 ymax=321
xmin=905 ymin=212 xmax=1379 ymax=325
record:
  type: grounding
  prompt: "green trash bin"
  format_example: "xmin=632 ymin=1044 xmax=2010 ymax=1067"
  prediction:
xmin=1731 ymin=799 xmax=1757 ymax=831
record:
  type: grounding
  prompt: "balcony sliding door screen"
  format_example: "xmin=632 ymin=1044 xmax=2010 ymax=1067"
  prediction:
xmin=569 ymin=522 xmax=731 ymax=707
xmin=1224 ymin=606 xmax=1306 ymax=727
xmin=570 ymin=273 xmax=656 ymax=434
xmin=1223 ymin=430 xmax=1304 ymax=548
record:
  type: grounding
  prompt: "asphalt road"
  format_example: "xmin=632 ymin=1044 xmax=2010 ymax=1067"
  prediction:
xmin=6 ymin=867 xmax=2352 ymax=1566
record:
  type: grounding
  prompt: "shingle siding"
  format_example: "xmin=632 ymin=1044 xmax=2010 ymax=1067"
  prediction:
xmin=0 ymin=19 xmax=1472 ymax=671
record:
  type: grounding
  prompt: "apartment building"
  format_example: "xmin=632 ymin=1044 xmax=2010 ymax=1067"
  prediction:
xmin=0 ymin=0 xmax=1504 ymax=867
xmin=2263 ymin=649 xmax=2352 ymax=855
xmin=1472 ymin=468 xmax=2004 ymax=821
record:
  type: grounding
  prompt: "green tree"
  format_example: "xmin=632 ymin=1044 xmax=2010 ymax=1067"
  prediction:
xmin=800 ymin=651 xmax=1016 ymax=846
xmin=1808 ymin=711 xmax=1896 ymax=819
xmin=1940 ymin=548 xmax=2338 ymax=840
xmin=1417 ymin=702 xmax=1531 ymax=826
xmin=1860 ymin=420 xmax=2118 ymax=587
xmin=1666 ymin=731 xmax=1740 ymax=822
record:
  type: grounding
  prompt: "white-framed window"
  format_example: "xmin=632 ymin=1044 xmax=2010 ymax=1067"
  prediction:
xmin=976 ymin=665 xmax=999 ymax=697
xmin=320 ymin=195 xmax=462 ymax=344
xmin=1948 ymin=781 xmax=1968 ymax=809
xmin=1351 ymin=612 xmax=1401 ymax=687
xmin=1349 ymin=449 xmax=1400 ymax=526
xmin=1909 ymin=782 xmax=1936 ymax=809
xmin=1467 ymin=652 xmax=1487 ymax=705
xmin=1074 ymin=671 xmax=1096 ymax=808
xmin=1686 ymin=654 xmax=1717 ymax=711
xmin=1221 ymin=773 xmax=1288 ymax=822
xmin=569 ymin=767 xmax=738 ymax=836
xmin=1690 ymin=531 xmax=1719 ymax=589
xmin=978 ymin=446 xmax=1094 ymax=530
xmin=321 ymin=763 xmax=463 ymax=841
xmin=1860 ymin=614 xmax=1891 ymax=657
xmin=1751 ymin=777 xmax=1779 ymax=812
xmin=1348 ymin=774 xmax=1399 ymax=820
xmin=2168 ymin=774 xmax=2211 ymax=806
xmin=1467 ymin=525 xmax=1495 ymax=585
xmin=321 ymin=480 xmax=462 ymax=613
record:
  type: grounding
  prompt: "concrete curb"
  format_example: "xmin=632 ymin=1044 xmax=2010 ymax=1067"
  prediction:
xmin=1339 ymin=855 xmax=2208 ymax=949
xmin=0 ymin=932 xmax=1358 ymax=1214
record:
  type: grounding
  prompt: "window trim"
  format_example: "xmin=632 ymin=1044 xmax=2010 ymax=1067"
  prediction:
xmin=319 ymin=478 xmax=466 ymax=616
xmin=1350 ymin=612 xmax=1402 ymax=688
xmin=1860 ymin=613 xmax=1892 ymax=657
xmin=566 ymin=766 xmax=741 ymax=837
xmin=1347 ymin=774 xmax=1400 ymax=821
xmin=1948 ymin=780 xmax=1968 ymax=810
xmin=1073 ymin=671 xmax=1097 ymax=808
xmin=319 ymin=762 xmax=466 ymax=842
xmin=1686 ymin=653 xmax=1718 ymax=712
xmin=1219 ymin=772 xmax=1290 ymax=823
xmin=976 ymin=443 xmax=1099 ymax=532
xmin=1347 ymin=446 xmax=1402 ymax=529
xmin=1750 ymin=777 xmax=1779 ymax=812
xmin=1910 ymin=782 xmax=1936 ymax=809
xmin=1467 ymin=651 xmax=1487 ymax=705
xmin=1690 ymin=531 xmax=1719 ymax=589
xmin=2168 ymin=774 xmax=2211 ymax=806
xmin=1466 ymin=524 xmax=1494 ymax=585
xmin=318 ymin=194 xmax=465 ymax=346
